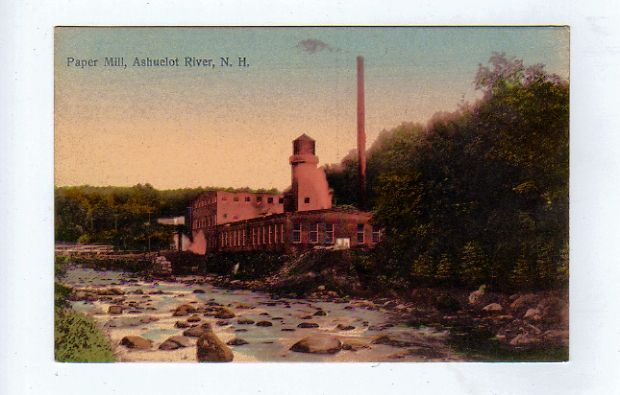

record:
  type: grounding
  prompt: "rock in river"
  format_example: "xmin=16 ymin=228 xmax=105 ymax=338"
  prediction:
xmin=120 ymin=335 xmax=153 ymax=349
xmin=214 ymin=307 xmax=236 ymax=319
xmin=290 ymin=335 xmax=342 ymax=354
xmin=256 ymin=321 xmax=273 ymax=327
xmin=187 ymin=314 xmax=202 ymax=323
xmin=336 ymin=324 xmax=355 ymax=331
xmin=183 ymin=326 xmax=209 ymax=337
xmin=108 ymin=305 xmax=123 ymax=315
xmin=173 ymin=304 xmax=196 ymax=317
xmin=297 ymin=322 xmax=319 ymax=329
xmin=159 ymin=336 xmax=193 ymax=350
xmin=197 ymin=331 xmax=234 ymax=362
xmin=226 ymin=338 xmax=249 ymax=346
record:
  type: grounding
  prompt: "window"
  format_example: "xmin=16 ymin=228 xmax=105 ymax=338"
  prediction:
xmin=262 ymin=226 xmax=267 ymax=244
xmin=268 ymin=197 xmax=273 ymax=204
xmin=251 ymin=227 xmax=256 ymax=246
xmin=256 ymin=196 xmax=263 ymax=202
xmin=304 ymin=197 xmax=310 ymax=204
xmin=325 ymin=223 xmax=334 ymax=244
xmin=372 ymin=225 xmax=382 ymax=243
xmin=292 ymin=223 xmax=301 ymax=243
xmin=279 ymin=197 xmax=284 ymax=204
xmin=280 ymin=224 xmax=284 ymax=243
xmin=233 ymin=196 xmax=239 ymax=202
xmin=356 ymin=224 xmax=365 ymax=243
xmin=274 ymin=224 xmax=279 ymax=243
xmin=309 ymin=223 xmax=319 ymax=243
xmin=268 ymin=225 xmax=273 ymax=244
xmin=223 ymin=213 xmax=228 ymax=219
xmin=245 ymin=196 xmax=251 ymax=202
xmin=242 ymin=229 xmax=246 ymax=246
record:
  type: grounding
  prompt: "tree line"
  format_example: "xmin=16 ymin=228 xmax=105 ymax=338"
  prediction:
xmin=54 ymin=184 xmax=278 ymax=250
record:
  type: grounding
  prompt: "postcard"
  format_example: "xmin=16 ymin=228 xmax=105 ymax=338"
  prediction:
xmin=54 ymin=26 xmax=569 ymax=363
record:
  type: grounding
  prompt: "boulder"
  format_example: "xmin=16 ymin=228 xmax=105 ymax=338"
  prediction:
xmin=523 ymin=308 xmax=542 ymax=322
xmin=336 ymin=324 xmax=355 ymax=331
xmin=120 ymin=335 xmax=152 ymax=349
xmin=237 ymin=318 xmax=255 ymax=325
xmin=168 ymin=335 xmax=193 ymax=347
xmin=183 ymin=326 xmax=209 ymax=337
xmin=297 ymin=322 xmax=319 ymax=329
xmin=216 ymin=320 xmax=230 ymax=326
xmin=193 ymin=289 xmax=206 ymax=294
xmin=214 ymin=307 xmax=236 ymax=319
xmin=196 ymin=331 xmax=234 ymax=362
xmin=509 ymin=332 xmax=541 ymax=347
xmin=175 ymin=320 xmax=190 ymax=328
xmin=226 ymin=338 xmax=249 ymax=346
xmin=173 ymin=304 xmax=196 ymax=317
xmin=256 ymin=321 xmax=273 ymax=327
xmin=468 ymin=286 xmax=486 ymax=305
xmin=341 ymin=338 xmax=370 ymax=351
xmin=187 ymin=314 xmax=202 ymax=323
xmin=510 ymin=294 xmax=538 ymax=313
xmin=482 ymin=303 xmax=503 ymax=314
xmin=537 ymin=296 xmax=567 ymax=324
xmin=290 ymin=335 xmax=342 ymax=354
xmin=108 ymin=305 xmax=123 ymax=315
xmin=313 ymin=310 xmax=327 ymax=316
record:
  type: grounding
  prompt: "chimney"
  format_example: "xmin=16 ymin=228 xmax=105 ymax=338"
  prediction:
xmin=357 ymin=56 xmax=367 ymax=209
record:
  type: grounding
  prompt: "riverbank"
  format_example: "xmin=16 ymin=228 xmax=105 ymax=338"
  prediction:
xmin=57 ymin=255 xmax=568 ymax=362
xmin=59 ymin=265 xmax=463 ymax=362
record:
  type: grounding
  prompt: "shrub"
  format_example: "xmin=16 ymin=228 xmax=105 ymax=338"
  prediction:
xmin=55 ymin=309 xmax=115 ymax=362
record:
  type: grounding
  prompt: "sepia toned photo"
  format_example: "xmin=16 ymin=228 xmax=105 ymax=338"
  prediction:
xmin=54 ymin=26 xmax=569 ymax=363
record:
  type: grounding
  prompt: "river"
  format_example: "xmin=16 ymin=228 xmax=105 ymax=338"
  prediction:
xmin=61 ymin=266 xmax=462 ymax=362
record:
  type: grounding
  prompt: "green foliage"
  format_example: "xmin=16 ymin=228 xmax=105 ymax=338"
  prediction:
xmin=55 ymin=309 xmax=115 ymax=362
xmin=54 ymin=282 xmax=72 ymax=310
xmin=56 ymin=184 xmax=277 ymax=250
xmin=328 ymin=53 xmax=569 ymax=291
xmin=460 ymin=242 xmax=490 ymax=287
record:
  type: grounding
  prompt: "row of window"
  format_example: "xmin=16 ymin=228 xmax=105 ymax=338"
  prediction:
xmin=220 ymin=223 xmax=286 ymax=248
xmin=221 ymin=195 xmax=283 ymax=204
xmin=192 ymin=215 xmax=217 ymax=230
xmin=215 ymin=222 xmax=382 ymax=248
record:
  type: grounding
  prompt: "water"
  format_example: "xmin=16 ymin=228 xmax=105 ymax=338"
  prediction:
xmin=61 ymin=266 xmax=460 ymax=362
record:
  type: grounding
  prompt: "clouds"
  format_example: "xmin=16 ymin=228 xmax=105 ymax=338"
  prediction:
xmin=295 ymin=39 xmax=341 ymax=54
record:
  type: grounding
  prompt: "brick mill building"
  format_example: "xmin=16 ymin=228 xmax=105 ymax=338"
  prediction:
xmin=186 ymin=134 xmax=380 ymax=255
xmin=181 ymin=56 xmax=379 ymax=255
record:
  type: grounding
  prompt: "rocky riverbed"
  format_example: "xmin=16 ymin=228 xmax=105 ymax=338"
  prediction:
xmin=60 ymin=266 xmax=462 ymax=362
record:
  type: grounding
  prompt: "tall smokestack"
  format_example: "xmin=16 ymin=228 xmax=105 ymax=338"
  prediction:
xmin=357 ymin=56 xmax=367 ymax=209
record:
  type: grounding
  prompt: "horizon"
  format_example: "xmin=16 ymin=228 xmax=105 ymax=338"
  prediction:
xmin=55 ymin=27 xmax=569 ymax=190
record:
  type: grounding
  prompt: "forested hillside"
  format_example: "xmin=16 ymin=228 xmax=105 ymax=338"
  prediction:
xmin=326 ymin=54 xmax=569 ymax=290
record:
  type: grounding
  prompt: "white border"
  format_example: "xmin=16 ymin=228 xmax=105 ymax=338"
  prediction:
xmin=2 ymin=1 xmax=620 ymax=394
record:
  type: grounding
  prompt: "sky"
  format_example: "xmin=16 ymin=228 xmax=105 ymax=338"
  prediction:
xmin=55 ymin=27 xmax=569 ymax=190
